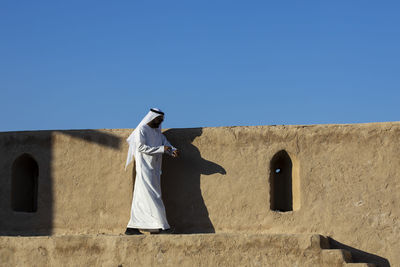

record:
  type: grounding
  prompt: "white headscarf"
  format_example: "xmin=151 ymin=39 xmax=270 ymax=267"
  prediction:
xmin=125 ymin=108 xmax=165 ymax=170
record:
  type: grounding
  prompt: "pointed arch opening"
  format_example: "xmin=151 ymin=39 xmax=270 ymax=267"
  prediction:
xmin=269 ymin=150 xmax=300 ymax=212
xmin=11 ymin=153 xmax=39 ymax=212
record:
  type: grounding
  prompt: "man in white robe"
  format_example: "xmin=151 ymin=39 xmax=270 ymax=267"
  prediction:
xmin=124 ymin=108 xmax=178 ymax=235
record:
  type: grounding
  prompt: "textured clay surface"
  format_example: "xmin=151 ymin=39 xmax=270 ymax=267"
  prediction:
xmin=0 ymin=122 xmax=398 ymax=266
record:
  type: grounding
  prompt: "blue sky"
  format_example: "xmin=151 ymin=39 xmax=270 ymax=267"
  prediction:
xmin=1 ymin=1 xmax=399 ymax=131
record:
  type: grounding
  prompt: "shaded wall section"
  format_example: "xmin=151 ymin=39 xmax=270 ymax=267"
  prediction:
xmin=0 ymin=131 xmax=53 ymax=235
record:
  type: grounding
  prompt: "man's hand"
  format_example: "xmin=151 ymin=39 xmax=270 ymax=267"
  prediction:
xmin=164 ymin=146 xmax=172 ymax=153
xmin=172 ymin=149 xmax=179 ymax=158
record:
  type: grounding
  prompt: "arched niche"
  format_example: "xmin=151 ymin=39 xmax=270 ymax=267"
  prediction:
xmin=11 ymin=153 xmax=39 ymax=212
xmin=269 ymin=150 xmax=300 ymax=212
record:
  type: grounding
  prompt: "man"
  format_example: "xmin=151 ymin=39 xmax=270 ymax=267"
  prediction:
xmin=124 ymin=108 xmax=179 ymax=235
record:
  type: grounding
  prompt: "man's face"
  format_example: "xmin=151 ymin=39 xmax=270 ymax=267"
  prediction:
xmin=148 ymin=115 xmax=164 ymax=128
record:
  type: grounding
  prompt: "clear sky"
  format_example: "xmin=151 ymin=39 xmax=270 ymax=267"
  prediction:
xmin=1 ymin=1 xmax=399 ymax=131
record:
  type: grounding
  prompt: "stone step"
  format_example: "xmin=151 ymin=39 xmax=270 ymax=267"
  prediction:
xmin=0 ymin=233 xmax=374 ymax=267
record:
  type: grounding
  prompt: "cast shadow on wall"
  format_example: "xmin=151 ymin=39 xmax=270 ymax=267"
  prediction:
xmin=328 ymin=237 xmax=390 ymax=267
xmin=161 ymin=128 xmax=226 ymax=234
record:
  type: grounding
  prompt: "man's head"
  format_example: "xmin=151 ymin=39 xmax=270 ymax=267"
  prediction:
xmin=147 ymin=115 xmax=164 ymax=128
xmin=146 ymin=108 xmax=165 ymax=128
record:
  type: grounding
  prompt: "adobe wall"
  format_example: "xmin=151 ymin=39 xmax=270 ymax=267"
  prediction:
xmin=0 ymin=122 xmax=399 ymax=265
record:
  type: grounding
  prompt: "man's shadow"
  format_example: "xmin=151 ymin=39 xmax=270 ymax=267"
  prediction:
xmin=161 ymin=128 xmax=226 ymax=234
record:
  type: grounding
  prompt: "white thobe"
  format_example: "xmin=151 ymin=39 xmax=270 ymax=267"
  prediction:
xmin=127 ymin=124 xmax=174 ymax=230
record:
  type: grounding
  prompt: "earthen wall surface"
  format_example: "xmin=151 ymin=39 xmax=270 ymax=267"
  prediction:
xmin=0 ymin=122 xmax=399 ymax=265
